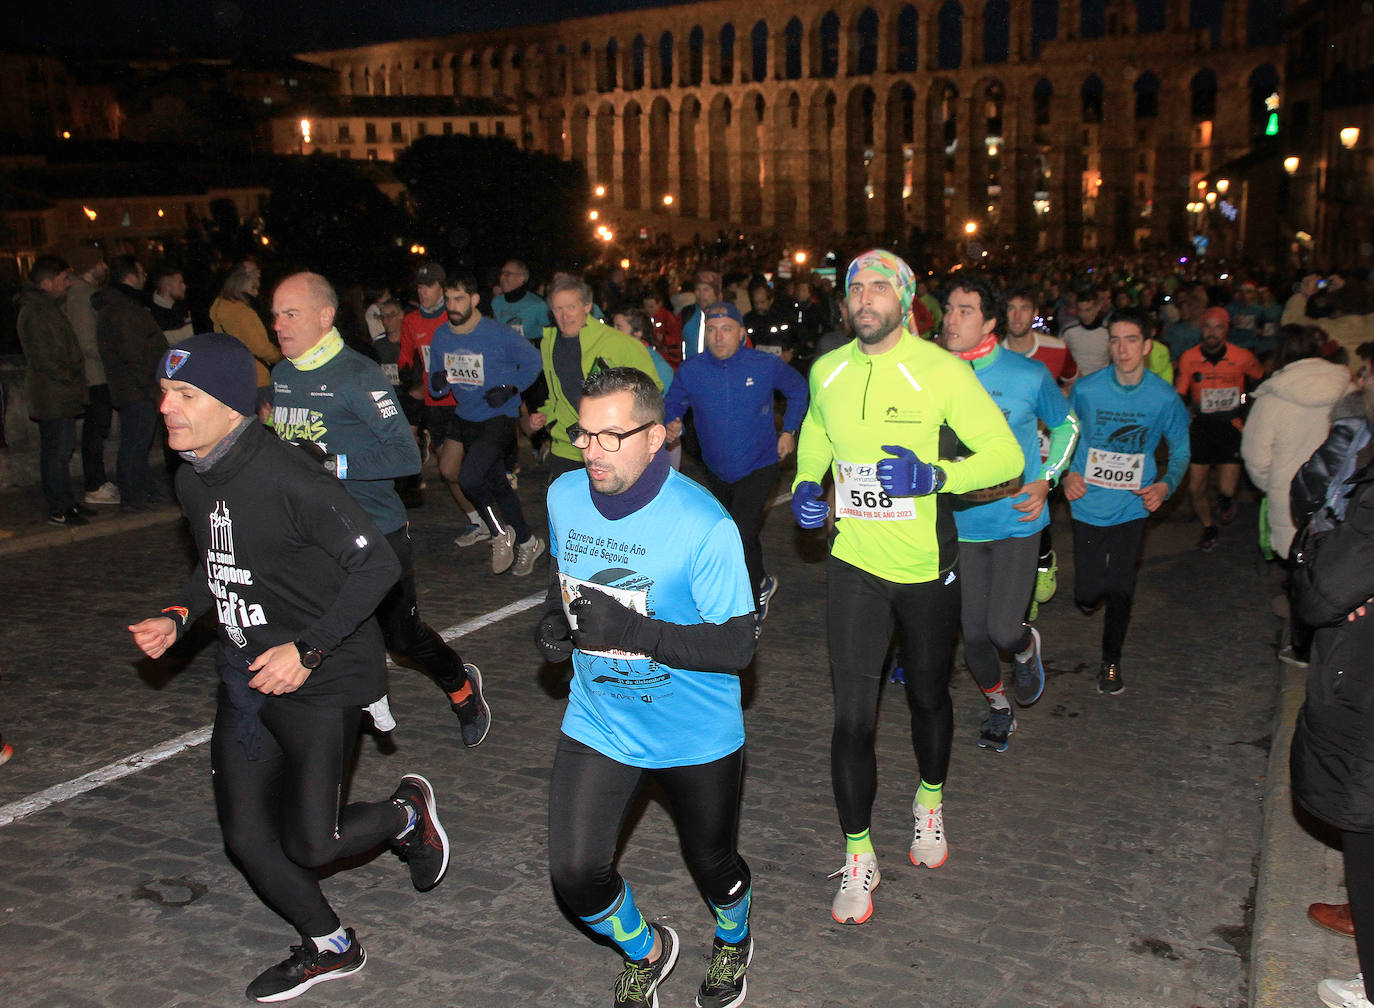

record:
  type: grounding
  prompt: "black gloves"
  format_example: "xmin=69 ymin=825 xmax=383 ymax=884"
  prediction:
xmin=535 ymin=609 xmax=574 ymax=663
xmin=569 ymin=588 xmax=647 ymax=653
xmin=484 ymin=384 xmax=519 ymax=408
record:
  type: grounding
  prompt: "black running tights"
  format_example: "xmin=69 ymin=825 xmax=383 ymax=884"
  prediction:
xmin=827 ymin=556 xmax=960 ymax=835
xmin=212 ymin=687 xmax=406 ymax=940
xmin=547 ymin=735 xmax=750 ymax=917
xmin=1071 ymin=517 xmax=1147 ymax=664
xmin=1345 ymin=829 xmax=1374 ymax=992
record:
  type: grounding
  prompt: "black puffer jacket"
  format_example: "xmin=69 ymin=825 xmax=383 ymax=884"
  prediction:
xmin=1290 ymin=460 xmax=1374 ymax=833
xmin=1290 ymin=388 xmax=1372 ymax=536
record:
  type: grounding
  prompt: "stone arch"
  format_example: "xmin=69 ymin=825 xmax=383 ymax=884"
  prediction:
xmin=1081 ymin=0 xmax=1107 ymax=39
xmin=784 ymin=18 xmax=804 ymax=80
xmin=657 ymin=31 xmax=674 ymax=88
xmin=772 ymin=88 xmax=804 ymax=230
xmin=649 ymin=97 xmax=672 ymax=210
xmin=817 ymin=11 xmax=840 ymax=78
xmin=599 ymin=39 xmax=618 ymax=93
xmin=927 ymin=79 xmax=959 ymax=237
xmin=1189 ymin=67 xmax=1217 ymax=121
xmin=808 ymin=88 xmax=837 ymax=230
xmin=852 ymin=8 xmax=880 ymax=76
xmin=844 ymin=84 xmax=876 ymax=233
xmin=974 ymin=78 xmax=1007 ymax=229
xmin=570 ymin=103 xmax=591 ymax=172
xmin=523 ymin=45 xmax=545 ymax=98
xmin=572 ymin=40 xmax=591 ymax=95
xmin=549 ymin=45 xmax=567 ymax=97
xmin=686 ymin=26 xmax=704 ymax=86
xmin=884 ymin=80 xmax=919 ymax=235
xmin=545 ymin=106 xmax=567 ymax=159
xmin=937 ymin=1 xmax=963 ymax=70
xmin=708 ymin=94 xmax=732 ymax=219
xmin=983 ymin=0 xmax=1010 ymax=63
xmin=1081 ymin=73 xmax=1104 ymax=123
xmin=714 ymin=23 xmax=735 ymax=85
xmin=1031 ymin=0 xmax=1056 ymax=56
xmin=622 ymin=100 xmax=643 ymax=209
xmin=631 ymin=35 xmax=646 ymax=91
xmin=739 ymin=91 xmax=766 ymax=226
xmin=895 ymin=5 xmax=919 ymax=73
xmin=748 ymin=20 xmax=768 ymax=83
xmin=1033 ymin=76 xmax=1052 ymax=127
xmin=1134 ymin=70 xmax=1161 ymax=118
xmin=679 ymin=95 xmax=703 ymax=217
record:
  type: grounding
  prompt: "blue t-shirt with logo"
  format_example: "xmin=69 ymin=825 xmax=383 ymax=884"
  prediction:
xmin=548 ymin=467 xmax=754 ymax=768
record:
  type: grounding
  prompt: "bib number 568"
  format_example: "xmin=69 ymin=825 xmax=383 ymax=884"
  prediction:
xmin=850 ymin=488 xmax=893 ymax=509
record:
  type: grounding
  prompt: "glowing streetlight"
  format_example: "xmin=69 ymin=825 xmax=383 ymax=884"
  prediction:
xmin=410 ymin=243 xmax=426 ymax=255
xmin=589 ymin=209 xmax=599 ymax=221
xmin=594 ymin=184 xmax=607 ymax=197
xmin=1341 ymin=127 xmax=1361 ymax=149
xmin=1205 ymin=191 xmax=1217 ymax=205
xmin=61 ymin=130 xmax=71 ymax=140
xmin=619 ymin=258 xmax=631 ymax=270
xmin=82 ymin=206 xmax=97 ymax=221
xmin=300 ymin=119 xmax=312 ymax=144
xmin=662 ymin=194 xmax=674 ymax=206
xmin=1283 ymin=156 xmax=1300 ymax=175
xmin=1215 ymin=178 xmax=1229 ymax=194
xmin=963 ymin=220 xmax=978 ymax=235
xmin=794 ymin=250 xmax=807 ymax=265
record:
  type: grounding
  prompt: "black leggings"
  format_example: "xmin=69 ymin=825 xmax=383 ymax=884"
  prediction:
xmin=703 ymin=462 xmax=779 ymax=598
xmin=1345 ymin=830 xmax=1374 ymax=991
xmin=547 ymin=735 xmax=750 ymax=916
xmin=377 ymin=525 xmax=469 ymax=695
xmin=827 ymin=556 xmax=960 ymax=834
xmin=459 ymin=415 xmax=530 ymax=542
xmin=212 ymin=687 xmax=406 ymax=940
xmin=1071 ymin=517 xmax=1147 ymax=664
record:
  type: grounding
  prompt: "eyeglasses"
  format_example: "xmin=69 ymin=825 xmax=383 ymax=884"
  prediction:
xmin=568 ymin=420 xmax=654 ymax=452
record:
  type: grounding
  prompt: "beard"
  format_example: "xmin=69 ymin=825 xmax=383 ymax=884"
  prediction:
xmin=852 ymin=305 xmax=903 ymax=345
xmin=447 ymin=308 xmax=473 ymax=327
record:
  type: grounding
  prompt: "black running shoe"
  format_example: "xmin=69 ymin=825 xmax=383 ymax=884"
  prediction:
xmin=977 ymin=708 xmax=1016 ymax=752
xmin=1097 ymin=662 xmax=1125 ymax=695
xmin=696 ymin=934 xmax=753 ymax=1008
xmin=390 ymin=773 xmax=449 ymax=891
xmin=614 ymin=923 xmax=679 ymax=1007
xmin=450 ymin=664 xmax=491 ymax=748
xmin=245 ymin=929 xmax=365 ymax=1002
xmin=1198 ymin=526 xmax=1220 ymax=552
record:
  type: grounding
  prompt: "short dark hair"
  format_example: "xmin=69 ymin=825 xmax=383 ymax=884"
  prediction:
xmin=581 ymin=366 xmax=664 ymax=424
xmin=444 ymin=272 xmax=480 ymax=296
xmin=616 ymin=307 xmax=653 ymax=342
xmin=1273 ymin=324 xmax=1323 ymax=369
xmin=1109 ymin=306 xmax=1156 ymax=340
xmin=29 ymin=255 xmax=69 ymax=285
xmin=1005 ymin=285 xmax=1037 ymax=306
xmin=110 ymin=254 xmax=142 ymax=285
xmin=946 ymin=273 xmax=1004 ymax=336
xmin=152 ymin=263 xmax=183 ymax=286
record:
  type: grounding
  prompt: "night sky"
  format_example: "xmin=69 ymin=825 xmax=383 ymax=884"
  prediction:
xmin=2 ymin=0 xmax=1281 ymax=56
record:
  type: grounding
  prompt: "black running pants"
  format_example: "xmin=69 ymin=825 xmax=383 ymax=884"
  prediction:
xmin=1071 ymin=517 xmax=1147 ymax=664
xmin=376 ymin=524 xmax=469 ymax=696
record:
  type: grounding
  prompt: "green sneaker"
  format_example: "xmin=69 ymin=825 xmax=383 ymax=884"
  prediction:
xmin=1034 ymin=550 xmax=1057 ymax=604
xmin=696 ymin=935 xmax=753 ymax=1008
xmin=614 ymin=923 xmax=679 ymax=1007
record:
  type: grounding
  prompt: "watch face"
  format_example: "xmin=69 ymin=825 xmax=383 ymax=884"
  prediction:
xmin=296 ymin=643 xmax=323 ymax=669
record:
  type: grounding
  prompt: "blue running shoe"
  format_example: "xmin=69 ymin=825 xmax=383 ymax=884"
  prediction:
xmin=1012 ymin=626 xmax=1045 ymax=706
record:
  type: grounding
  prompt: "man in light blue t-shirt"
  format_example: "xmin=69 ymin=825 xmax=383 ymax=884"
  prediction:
xmin=536 ymin=366 xmax=758 ymax=1008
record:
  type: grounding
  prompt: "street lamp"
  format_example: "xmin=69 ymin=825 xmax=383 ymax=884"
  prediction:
xmin=794 ymin=250 xmax=807 ymax=266
xmin=1341 ymin=127 xmax=1361 ymax=150
xmin=594 ymin=184 xmax=607 ymax=197
xmin=964 ymin=220 xmax=978 ymax=235
xmin=589 ymin=210 xmax=599 ymax=221
xmin=662 ymin=194 xmax=674 ymax=206
xmin=1283 ymin=156 xmax=1300 ymax=175
xmin=1216 ymin=179 xmax=1229 ymax=195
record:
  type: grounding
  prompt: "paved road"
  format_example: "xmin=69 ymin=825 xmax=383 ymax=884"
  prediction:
xmin=0 ymin=459 xmax=1283 ymax=1008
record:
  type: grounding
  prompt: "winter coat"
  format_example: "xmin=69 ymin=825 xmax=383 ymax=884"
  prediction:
xmin=210 ymin=296 xmax=280 ymax=388
xmin=15 ymin=286 xmax=87 ymax=420
xmin=1291 ymin=389 xmax=1372 ymax=536
xmin=95 ymin=283 xmax=167 ymax=407
xmin=1241 ymin=357 xmax=1352 ymax=557
xmin=1290 ymin=460 xmax=1374 ymax=833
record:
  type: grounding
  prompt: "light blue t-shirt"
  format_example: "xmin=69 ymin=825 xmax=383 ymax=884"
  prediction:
xmin=955 ymin=345 xmax=1073 ymax=542
xmin=548 ymin=467 xmax=754 ymax=768
xmin=1068 ymin=367 xmax=1191 ymax=527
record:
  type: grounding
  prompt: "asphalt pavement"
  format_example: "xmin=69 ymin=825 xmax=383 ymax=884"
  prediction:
xmin=0 ymin=447 xmax=1359 ymax=1008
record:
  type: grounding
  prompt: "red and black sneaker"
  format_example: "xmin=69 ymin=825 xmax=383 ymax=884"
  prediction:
xmin=390 ymin=773 xmax=450 ymax=891
xmin=245 ymin=929 xmax=365 ymax=1002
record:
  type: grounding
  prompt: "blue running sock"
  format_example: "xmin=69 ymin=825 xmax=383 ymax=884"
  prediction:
xmin=711 ymin=884 xmax=751 ymax=945
xmin=311 ymin=925 xmax=349 ymax=955
xmin=581 ymin=881 xmax=654 ymax=961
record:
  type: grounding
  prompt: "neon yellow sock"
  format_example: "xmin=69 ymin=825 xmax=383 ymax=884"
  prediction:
xmin=916 ymin=780 xmax=943 ymax=810
xmin=844 ymin=829 xmax=874 ymax=856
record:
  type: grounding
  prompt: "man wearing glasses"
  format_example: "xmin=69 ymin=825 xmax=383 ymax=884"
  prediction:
xmin=536 ymin=367 xmax=759 ymax=1008
xmin=529 ymin=274 xmax=661 ymax=482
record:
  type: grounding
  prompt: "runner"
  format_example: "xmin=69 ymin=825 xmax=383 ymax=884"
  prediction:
xmin=538 ymin=366 xmax=757 ymax=1007
xmin=1063 ymin=307 xmax=1190 ymax=694
xmin=791 ymin=250 xmax=1021 ymax=924
xmin=939 ymin=275 xmax=1079 ymax=753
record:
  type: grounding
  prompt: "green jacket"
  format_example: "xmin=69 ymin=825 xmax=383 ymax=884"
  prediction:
xmin=16 ymin=286 xmax=88 ymax=420
xmin=538 ymin=318 xmax=662 ymax=462
xmin=794 ymin=328 xmax=1022 ymax=584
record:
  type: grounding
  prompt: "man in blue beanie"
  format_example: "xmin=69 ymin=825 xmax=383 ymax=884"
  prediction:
xmin=128 ymin=332 xmax=452 ymax=1003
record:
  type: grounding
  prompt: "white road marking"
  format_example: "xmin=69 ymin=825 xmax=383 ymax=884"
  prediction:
xmin=0 ymin=592 xmax=546 ymax=828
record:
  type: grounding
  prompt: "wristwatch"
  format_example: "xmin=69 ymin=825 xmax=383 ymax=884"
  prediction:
xmin=294 ymin=641 xmax=325 ymax=669
xmin=931 ymin=465 xmax=947 ymax=493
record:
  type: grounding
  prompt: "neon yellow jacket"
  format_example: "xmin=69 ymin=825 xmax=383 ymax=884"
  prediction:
xmin=794 ymin=329 xmax=1022 ymax=583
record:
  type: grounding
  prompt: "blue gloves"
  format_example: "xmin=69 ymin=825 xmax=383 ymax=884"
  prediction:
xmin=877 ymin=445 xmax=941 ymax=496
xmin=792 ymin=481 xmax=829 ymax=529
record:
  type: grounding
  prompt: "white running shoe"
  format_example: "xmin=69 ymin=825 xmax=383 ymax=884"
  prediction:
xmin=1320 ymin=975 xmax=1372 ymax=1008
xmin=84 ymin=482 xmax=120 ymax=505
xmin=490 ymin=526 xmax=516 ymax=574
xmin=909 ymin=801 xmax=947 ymax=868
xmin=454 ymin=522 xmax=491 ymax=548
xmin=828 ymin=851 xmax=879 ymax=924
xmin=511 ymin=535 xmax=545 ymax=577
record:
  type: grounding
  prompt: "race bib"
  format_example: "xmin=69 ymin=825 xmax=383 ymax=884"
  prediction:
xmin=1200 ymin=386 xmax=1240 ymax=413
xmin=380 ymin=363 xmax=399 ymax=385
xmin=1085 ymin=447 xmax=1144 ymax=490
xmin=444 ymin=351 xmax=484 ymax=387
xmin=559 ymin=573 xmax=649 ymax=660
xmin=756 ymin=343 xmax=783 ymax=357
xmin=833 ymin=459 xmax=916 ymax=521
